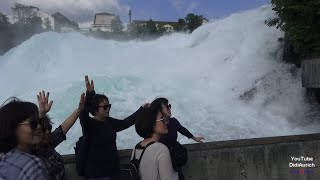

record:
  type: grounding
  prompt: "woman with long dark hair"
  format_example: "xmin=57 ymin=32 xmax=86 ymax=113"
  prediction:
xmin=150 ymin=97 xmax=205 ymax=180
xmin=0 ymin=98 xmax=48 ymax=179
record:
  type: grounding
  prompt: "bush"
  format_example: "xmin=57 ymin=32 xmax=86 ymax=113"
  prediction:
xmin=266 ymin=0 xmax=320 ymax=59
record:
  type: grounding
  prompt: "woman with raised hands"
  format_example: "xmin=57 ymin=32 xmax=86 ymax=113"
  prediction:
xmin=32 ymin=91 xmax=86 ymax=180
xmin=79 ymin=75 xmax=148 ymax=180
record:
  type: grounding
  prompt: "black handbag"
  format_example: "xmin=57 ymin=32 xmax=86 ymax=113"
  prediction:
xmin=170 ymin=141 xmax=188 ymax=171
xmin=74 ymin=136 xmax=88 ymax=176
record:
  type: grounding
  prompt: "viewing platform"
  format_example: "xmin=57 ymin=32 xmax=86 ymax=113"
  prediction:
xmin=63 ymin=133 xmax=320 ymax=180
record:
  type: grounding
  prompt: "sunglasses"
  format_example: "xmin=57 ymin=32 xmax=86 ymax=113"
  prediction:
xmin=164 ymin=104 xmax=171 ymax=109
xmin=33 ymin=123 xmax=53 ymax=134
xmin=98 ymin=104 xmax=112 ymax=110
xmin=18 ymin=118 xmax=38 ymax=130
xmin=156 ymin=118 xmax=169 ymax=125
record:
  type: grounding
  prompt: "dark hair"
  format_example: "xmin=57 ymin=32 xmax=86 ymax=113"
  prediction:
xmin=39 ymin=114 xmax=53 ymax=133
xmin=0 ymin=97 xmax=39 ymax=153
xmin=150 ymin=97 xmax=168 ymax=113
xmin=135 ymin=107 xmax=160 ymax=138
xmin=90 ymin=94 xmax=109 ymax=116
xmin=34 ymin=114 xmax=53 ymax=147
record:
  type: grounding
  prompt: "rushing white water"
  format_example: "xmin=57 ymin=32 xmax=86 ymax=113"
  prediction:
xmin=1 ymin=5 xmax=319 ymax=155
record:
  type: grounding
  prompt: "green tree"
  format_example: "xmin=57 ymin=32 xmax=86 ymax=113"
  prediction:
xmin=185 ymin=13 xmax=204 ymax=33
xmin=11 ymin=3 xmax=36 ymax=24
xmin=265 ymin=0 xmax=320 ymax=58
xmin=127 ymin=23 xmax=137 ymax=35
xmin=11 ymin=3 xmax=43 ymax=33
xmin=0 ymin=12 xmax=10 ymax=26
xmin=127 ymin=23 xmax=142 ymax=37
xmin=158 ymin=25 xmax=166 ymax=35
xmin=28 ymin=16 xmax=43 ymax=33
xmin=145 ymin=19 xmax=158 ymax=35
xmin=111 ymin=16 xmax=124 ymax=33
xmin=9 ymin=3 xmax=44 ymax=54
xmin=0 ymin=12 xmax=13 ymax=55
xmin=175 ymin=18 xmax=186 ymax=32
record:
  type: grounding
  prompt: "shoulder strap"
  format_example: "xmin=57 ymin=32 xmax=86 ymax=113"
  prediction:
xmin=134 ymin=141 xmax=156 ymax=164
xmin=132 ymin=141 xmax=141 ymax=160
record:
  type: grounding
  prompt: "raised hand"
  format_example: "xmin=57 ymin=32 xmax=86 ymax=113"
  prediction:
xmin=85 ymin=75 xmax=94 ymax=92
xmin=60 ymin=93 xmax=86 ymax=135
xmin=78 ymin=93 xmax=86 ymax=111
xmin=37 ymin=91 xmax=53 ymax=117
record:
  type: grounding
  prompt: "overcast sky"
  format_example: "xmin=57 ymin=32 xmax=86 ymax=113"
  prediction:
xmin=0 ymin=0 xmax=271 ymax=28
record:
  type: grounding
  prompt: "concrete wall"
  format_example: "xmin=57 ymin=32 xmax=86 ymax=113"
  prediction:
xmin=302 ymin=58 xmax=320 ymax=88
xmin=63 ymin=133 xmax=320 ymax=180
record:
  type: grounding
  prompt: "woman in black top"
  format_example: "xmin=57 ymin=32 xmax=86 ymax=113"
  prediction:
xmin=150 ymin=98 xmax=204 ymax=145
xmin=150 ymin=98 xmax=205 ymax=180
xmin=80 ymin=75 xmax=146 ymax=180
